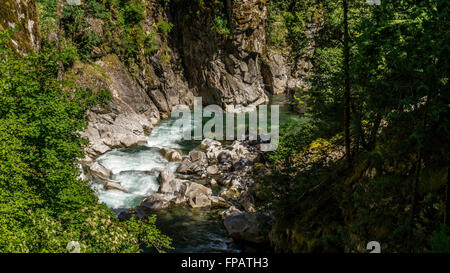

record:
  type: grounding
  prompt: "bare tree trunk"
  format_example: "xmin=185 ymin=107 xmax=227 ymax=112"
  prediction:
xmin=407 ymin=150 xmax=422 ymax=253
xmin=445 ymin=166 xmax=449 ymax=226
xmin=343 ymin=0 xmax=352 ymax=164
xmin=56 ymin=1 xmax=64 ymax=81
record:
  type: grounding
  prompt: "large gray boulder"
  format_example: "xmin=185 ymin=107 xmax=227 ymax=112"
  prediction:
xmin=141 ymin=193 xmax=175 ymax=210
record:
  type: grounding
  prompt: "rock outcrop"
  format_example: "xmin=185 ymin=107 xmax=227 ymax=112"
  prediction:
xmin=173 ymin=0 xmax=269 ymax=108
xmin=0 ymin=0 xmax=41 ymax=54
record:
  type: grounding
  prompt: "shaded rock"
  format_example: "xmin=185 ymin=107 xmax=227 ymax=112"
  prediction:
xmin=223 ymin=212 xmax=271 ymax=244
xmin=221 ymin=206 xmax=242 ymax=219
xmin=176 ymin=158 xmax=203 ymax=174
xmin=118 ymin=209 xmax=147 ymax=221
xmin=210 ymin=196 xmax=229 ymax=208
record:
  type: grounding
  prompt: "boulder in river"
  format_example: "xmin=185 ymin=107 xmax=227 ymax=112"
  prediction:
xmin=160 ymin=148 xmax=183 ymax=162
xmin=141 ymin=193 xmax=175 ymax=210
xmin=104 ymin=181 xmax=128 ymax=193
xmin=89 ymin=162 xmax=112 ymax=180
xmin=159 ymin=178 xmax=186 ymax=195
xmin=158 ymin=168 xmax=175 ymax=184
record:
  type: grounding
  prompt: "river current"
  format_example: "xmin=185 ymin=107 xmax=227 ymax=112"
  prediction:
xmin=88 ymin=94 xmax=300 ymax=252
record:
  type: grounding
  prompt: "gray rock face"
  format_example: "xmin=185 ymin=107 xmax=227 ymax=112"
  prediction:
xmin=261 ymin=49 xmax=289 ymax=94
xmin=174 ymin=0 xmax=268 ymax=107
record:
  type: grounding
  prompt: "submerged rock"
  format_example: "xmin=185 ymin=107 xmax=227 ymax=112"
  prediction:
xmin=223 ymin=211 xmax=272 ymax=244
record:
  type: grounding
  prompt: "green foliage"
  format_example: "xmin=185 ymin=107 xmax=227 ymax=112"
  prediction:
xmin=0 ymin=31 xmax=171 ymax=253
xmin=158 ymin=21 xmax=174 ymax=37
xmin=211 ymin=16 xmax=230 ymax=37
xmin=266 ymin=0 xmax=449 ymax=253
xmin=430 ymin=225 xmax=450 ymax=253
xmin=121 ymin=0 xmax=146 ymax=26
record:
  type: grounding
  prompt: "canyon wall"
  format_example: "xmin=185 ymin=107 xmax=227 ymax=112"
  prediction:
xmin=3 ymin=0 xmax=308 ymax=163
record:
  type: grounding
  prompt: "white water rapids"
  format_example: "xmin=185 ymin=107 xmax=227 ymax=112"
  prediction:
xmin=90 ymin=117 xmax=190 ymax=209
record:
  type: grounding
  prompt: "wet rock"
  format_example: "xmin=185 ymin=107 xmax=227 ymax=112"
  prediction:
xmin=158 ymin=168 xmax=175 ymax=184
xmin=89 ymin=162 xmax=112 ymax=180
xmin=160 ymin=148 xmax=183 ymax=162
xmin=104 ymin=181 xmax=128 ymax=193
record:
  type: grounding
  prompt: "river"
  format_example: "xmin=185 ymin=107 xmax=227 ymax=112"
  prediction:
xmin=88 ymin=94 xmax=301 ymax=253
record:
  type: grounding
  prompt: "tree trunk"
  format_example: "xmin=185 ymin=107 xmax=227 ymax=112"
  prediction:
xmin=343 ymin=0 xmax=352 ymax=164
xmin=445 ymin=166 xmax=449 ymax=226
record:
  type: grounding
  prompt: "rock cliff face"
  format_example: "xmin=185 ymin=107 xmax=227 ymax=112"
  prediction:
xmin=173 ymin=0 xmax=269 ymax=108
xmin=0 ymin=0 xmax=41 ymax=54
xmin=8 ymin=0 xmax=309 ymax=164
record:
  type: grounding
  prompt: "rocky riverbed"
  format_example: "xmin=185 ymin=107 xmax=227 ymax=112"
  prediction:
xmin=80 ymin=110 xmax=278 ymax=252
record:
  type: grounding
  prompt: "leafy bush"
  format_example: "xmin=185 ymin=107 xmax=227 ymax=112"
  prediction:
xmin=0 ymin=31 xmax=171 ymax=253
